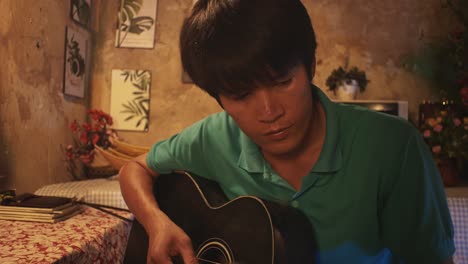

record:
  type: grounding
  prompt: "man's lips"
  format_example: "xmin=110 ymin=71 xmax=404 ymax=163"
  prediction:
xmin=263 ymin=124 xmax=293 ymax=136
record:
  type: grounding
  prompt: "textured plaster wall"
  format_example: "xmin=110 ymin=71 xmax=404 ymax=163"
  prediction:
xmin=90 ymin=0 xmax=457 ymax=147
xmin=309 ymin=0 xmax=456 ymax=116
xmin=90 ymin=0 xmax=219 ymax=147
xmin=0 ymin=0 xmax=88 ymax=192
xmin=0 ymin=0 xmax=457 ymax=192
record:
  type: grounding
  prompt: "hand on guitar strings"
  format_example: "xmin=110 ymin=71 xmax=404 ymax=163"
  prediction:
xmin=146 ymin=216 xmax=198 ymax=264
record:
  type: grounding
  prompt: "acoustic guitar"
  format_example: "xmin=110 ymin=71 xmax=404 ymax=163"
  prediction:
xmin=124 ymin=171 xmax=317 ymax=264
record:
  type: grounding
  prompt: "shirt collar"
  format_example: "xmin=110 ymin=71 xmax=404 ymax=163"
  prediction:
xmin=311 ymin=84 xmax=343 ymax=173
xmin=237 ymin=84 xmax=343 ymax=174
xmin=237 ymin=131 xmax=265 ymax=173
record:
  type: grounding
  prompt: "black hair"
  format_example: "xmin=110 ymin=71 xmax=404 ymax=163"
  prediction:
xmin=180 ymin=0 xmax=317 ymax=99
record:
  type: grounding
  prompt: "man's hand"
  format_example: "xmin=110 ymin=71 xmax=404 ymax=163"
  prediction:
xmin=146 ymin=215 xmax=198 ymax=264
xmin=119 ymin=155 xmax=198 ymax=264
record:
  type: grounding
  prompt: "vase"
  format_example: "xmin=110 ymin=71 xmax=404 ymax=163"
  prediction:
xmin=437 ymin=159 xmax=459 ymax=187
xmin=85 ymin=150 xmax=118 ymax=179
xmin=336 ymin=79 xmax=360 ymax=100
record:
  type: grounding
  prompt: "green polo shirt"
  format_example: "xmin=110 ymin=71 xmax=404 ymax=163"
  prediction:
xmin=147 ymin=85 xmax=454 ymax=263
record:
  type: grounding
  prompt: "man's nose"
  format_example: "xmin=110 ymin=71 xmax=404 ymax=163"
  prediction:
xmin=255 ymin=89 xmax=284 ymax=123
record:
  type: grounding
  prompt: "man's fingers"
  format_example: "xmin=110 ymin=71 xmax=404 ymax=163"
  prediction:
xmin=146 ymin=230 xmax=196 ymax=264
xmin=179 ymin=239 xmax=198 ymax=264
xmin=180 ymin=251 xmax=198 ymax=264
xmin=148 ymin=245 xmax=172 ymax=264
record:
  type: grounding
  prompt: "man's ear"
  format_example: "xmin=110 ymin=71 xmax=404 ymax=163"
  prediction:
xmin=309 ymin=56 xmax=316 ymax=81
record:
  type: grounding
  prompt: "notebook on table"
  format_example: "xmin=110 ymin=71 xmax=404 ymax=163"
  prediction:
xmin=0 ymin=193 xmax=82 ymax=223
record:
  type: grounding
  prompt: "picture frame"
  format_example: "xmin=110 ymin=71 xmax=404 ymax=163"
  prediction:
xmin=110 ymin=69 xmax=151 ymax=132
xmin=63 ymin=26 xmax=90 ymax=98
xmin=115 ymin=0 xmax=158 ymax=48
xmin=70 ymin=0 xmax=92 ymax=29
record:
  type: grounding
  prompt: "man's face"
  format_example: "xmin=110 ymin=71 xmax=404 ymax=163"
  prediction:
xmin=219 ymin=64 xmax=315 ymax=157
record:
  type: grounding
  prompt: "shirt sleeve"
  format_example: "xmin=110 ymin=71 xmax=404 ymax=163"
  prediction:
xmin=145 ymin=120 xmax=209 ymax=176
xmin=380 ymin=129 xmax=455 ymax=263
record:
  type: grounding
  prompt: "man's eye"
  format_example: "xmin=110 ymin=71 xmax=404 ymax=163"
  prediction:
xmin=232 ymin=92 xmax=250 ymax=100
xmin=276 ymin=78 xmax=292 ymax=86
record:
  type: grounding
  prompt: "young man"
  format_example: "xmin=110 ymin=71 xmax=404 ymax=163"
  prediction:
xmin=119 ymin=0 xmax=455 ymax=263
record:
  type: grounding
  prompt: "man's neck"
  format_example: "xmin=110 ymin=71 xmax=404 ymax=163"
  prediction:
xmin=262 ymin=101 xmax=326 ymax=190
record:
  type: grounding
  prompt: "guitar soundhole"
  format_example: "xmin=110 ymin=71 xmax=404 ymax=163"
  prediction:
xmin=196 ymin=238 xmax=234 ymax=264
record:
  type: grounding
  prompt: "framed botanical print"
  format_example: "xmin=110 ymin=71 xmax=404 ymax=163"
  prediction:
xmin=115 ymin=0 xmax=158 ymax=48
xmin=63 ymin=26 xmax=89 ymax=98
xmin=110 ymin=69 xmax=151 ymax=131
xmin=70 ymin=0 xmax=92 ymax=28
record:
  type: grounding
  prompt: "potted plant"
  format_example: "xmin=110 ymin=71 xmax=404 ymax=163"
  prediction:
xmin=420 ymin=110 xmax=468 ymax=186
xmin=325 ymin=66 xmax=369 ymax=100
xmin=64 ymin=109 xmax=118 ymax=180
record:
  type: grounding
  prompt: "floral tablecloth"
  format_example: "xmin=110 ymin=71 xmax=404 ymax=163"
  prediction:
xmin=0 ymin=207 xmax=133 ymax=264
xmin=0 ymin=197 xmax=465 ymax=263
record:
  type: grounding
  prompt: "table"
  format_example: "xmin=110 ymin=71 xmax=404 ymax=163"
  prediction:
xmin=445 ymin=184 xmax=468 ymax=198
xmin=0 ymin=206 xmax=133 ymax=263
xmin=0 ymin=195 xmax=465 ymax=263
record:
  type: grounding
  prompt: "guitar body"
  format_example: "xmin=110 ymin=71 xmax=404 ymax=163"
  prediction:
xmin=124 ymin=172 xmax=317 ymax=264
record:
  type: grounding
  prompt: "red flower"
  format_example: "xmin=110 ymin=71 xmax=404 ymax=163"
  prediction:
xmin=70 ymin=120 xmax=79 ymax=132
xmin=80 ymin=131 xmax=88 ymax=144
xmin=64 ymin=145 xmax=74 ymax=160
xmin=92 ymin=134 xmax=100 ymax=145
xmin=93 ymin=124 xmax=101 ymax=132
xmin=423 ymin=130 xmax=431 ymax=138
xmin=65 ymin=109 xmax=116 ymax=178
xmin=91 ymin=113 xmax=99 ymax=121
xmin=105 ymin=116 xmax=113 ymax=126
xmin=434 ymin=124 xmax=443 ymax=133
xmin=461 ymin=87 xmax=468 ymax=107
xmin=101 ymin=112 xmax=113 ymax=126
xmin=87 ymin=109 xmax=98 ymax=116
xmin=82 ymin=123 xmax=91 ymax=131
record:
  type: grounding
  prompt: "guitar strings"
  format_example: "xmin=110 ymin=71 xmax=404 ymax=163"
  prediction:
xmin=196 ymin=257 xmax=223 ymax=264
